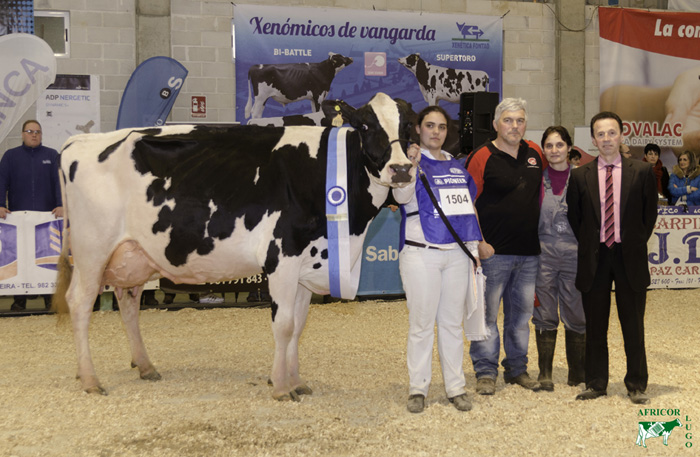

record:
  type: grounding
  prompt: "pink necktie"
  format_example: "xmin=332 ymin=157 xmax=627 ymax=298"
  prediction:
xmin=604 ymin=164 xmax=615 ymax=248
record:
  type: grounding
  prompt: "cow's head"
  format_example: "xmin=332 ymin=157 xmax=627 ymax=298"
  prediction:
xmin=328 ymin=52 xmax=353 ymax=72
xmin=330 ymin=93 xmax=415 ymax=187
xmin=398 ymin=53 xmax=421 ymax=72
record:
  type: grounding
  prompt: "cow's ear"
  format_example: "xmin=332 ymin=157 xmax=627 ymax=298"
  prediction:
xmin=321 ymin=99 xmax=355 ymax=126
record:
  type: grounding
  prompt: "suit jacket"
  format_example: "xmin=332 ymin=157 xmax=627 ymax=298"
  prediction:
xmin=566 ymin=157 xmax=658 ymax=293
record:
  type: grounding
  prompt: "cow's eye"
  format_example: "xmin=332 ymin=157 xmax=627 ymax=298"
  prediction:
xmin=362 ymin=124 xmax=369 ymax=131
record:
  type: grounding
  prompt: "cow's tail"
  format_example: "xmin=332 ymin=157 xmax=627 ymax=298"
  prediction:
xmin=53 ymin=166 xmax=73 ymax=318
xmin=245 ymin=77 xmax=253 ymax=119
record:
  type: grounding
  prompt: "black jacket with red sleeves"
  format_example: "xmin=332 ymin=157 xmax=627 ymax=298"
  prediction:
xmin=466 ymin=139 xmax=544 ymax=256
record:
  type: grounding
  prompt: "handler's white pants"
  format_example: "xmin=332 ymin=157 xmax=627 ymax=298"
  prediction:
xmin=400 ymin=245 xmax=471 ymax=398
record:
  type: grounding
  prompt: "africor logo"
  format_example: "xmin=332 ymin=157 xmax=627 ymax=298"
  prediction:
xmin=636 ymin=418 xmax=682 ymax=448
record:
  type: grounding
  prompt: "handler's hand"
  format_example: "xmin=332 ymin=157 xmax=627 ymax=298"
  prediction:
xmin=0 ymin=207 xmax=10 ymax=219
xmin=478 ymin=241 xmax=495 ymax=260
xmin=52 ymin=206 xmax=64 ymax=218
xmin=407 ymin=143 xmax=421 ymax=166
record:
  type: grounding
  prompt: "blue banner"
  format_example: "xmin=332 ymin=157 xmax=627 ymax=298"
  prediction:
xmin=116 ymin=56 xmax=188 ymax=129
xmin=357 ymin=208 xmax=404 ymax=296
xmin=234 ymin=5 xmax=502 ymax=124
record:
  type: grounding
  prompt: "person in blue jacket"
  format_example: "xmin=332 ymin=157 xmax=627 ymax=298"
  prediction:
xmin=0 ymin=120 xmax=63 ymax=311
xmin=393 ymin=105 xmax=492 ymax=413
xmin=668 ymin=150 xmax=700 ymax=206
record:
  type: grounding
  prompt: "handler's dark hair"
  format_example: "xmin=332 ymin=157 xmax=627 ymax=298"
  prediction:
xmin=540 ymin=125 xmax=572 ymax=149
xmin=590 ymin=111 xmax=623 ymax=137
xmin=568 ymin=148 xmax=582 ymax=161
xmin=416 ymin=105 xmax=451 ymax=127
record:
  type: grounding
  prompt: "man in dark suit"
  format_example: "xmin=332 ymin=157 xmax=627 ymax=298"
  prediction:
xmin=566 ymin=111 xmax=658 ymax=405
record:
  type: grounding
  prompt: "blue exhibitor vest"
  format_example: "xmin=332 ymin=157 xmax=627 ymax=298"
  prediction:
xmin=407 ymin=153 xmax=482 ymax=245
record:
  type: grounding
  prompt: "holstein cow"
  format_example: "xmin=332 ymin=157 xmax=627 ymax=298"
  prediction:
xmin=244 ymin=52 xmax=353 ymax=119
xmin=54 ymin=92 xmax=415 ymax=400
xmin=398 ymin=53 xmax=489 ymax=106
xmin=636 ymin=419 xmax=683 ymax=448
xmin=246 ymin=100 xmax=353 ymax=128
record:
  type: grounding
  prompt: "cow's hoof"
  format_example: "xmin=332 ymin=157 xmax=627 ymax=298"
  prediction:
xmin=85 ymin=385 xmax=107 ymax=395
xmin=140 ymin=368 xmax=162 ymax=381
xmin=294 ymin=384 xmax=313 ymax=396
xmin=273 ymin=390 xmax=301 ymax=402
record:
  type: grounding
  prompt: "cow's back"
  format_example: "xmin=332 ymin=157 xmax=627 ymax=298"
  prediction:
xmin=60 ymin=124 xmax=330 ymax=283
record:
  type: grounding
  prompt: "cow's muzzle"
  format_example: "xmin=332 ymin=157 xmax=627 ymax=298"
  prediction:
xmin=390 ymin=163 xmax=413 ymax=183
xmin=386 ymin=138 xmax=413 ymax=183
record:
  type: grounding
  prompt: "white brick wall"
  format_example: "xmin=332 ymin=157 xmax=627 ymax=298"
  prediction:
xmin=3 ymin=1 xmax=601 ymax=153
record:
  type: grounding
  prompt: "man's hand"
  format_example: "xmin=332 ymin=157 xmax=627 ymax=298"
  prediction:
xmin=478 ymin=240 xmax=495 ymax=260
xmin=52 ymin=206 xmax=64 ymax=218
xmin=0 ymin=207 xmax=10 ymax=219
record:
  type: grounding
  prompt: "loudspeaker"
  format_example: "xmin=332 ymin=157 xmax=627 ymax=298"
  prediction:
xmin=459 ymin=92 xmax=499 ymax=156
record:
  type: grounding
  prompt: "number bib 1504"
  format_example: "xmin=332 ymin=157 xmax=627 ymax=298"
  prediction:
xmin=439 ymin=188 xmax=475 ymax=216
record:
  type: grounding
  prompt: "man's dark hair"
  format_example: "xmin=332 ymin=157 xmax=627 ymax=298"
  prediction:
xmin=590 ymin=111 xmax=623 ymax=136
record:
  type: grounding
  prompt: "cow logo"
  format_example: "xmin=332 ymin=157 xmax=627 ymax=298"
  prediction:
xmin=364 ymin=52 xmax=387 ymax=77
xmin=636 ymin=418 xmax=682 ymax=448
xmin=528 ymin=157 xmax=538 ymax=166
xmin=456 ymin=23 xmax=484 ymax=40
xmin=160 ymin=87 xmax=172 ymax=99
xmin=327 ymin=186 xmax=346 ymax=206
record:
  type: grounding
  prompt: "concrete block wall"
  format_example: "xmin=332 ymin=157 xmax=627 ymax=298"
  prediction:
xmin=3 ymin=0 xmax=592 ymax=153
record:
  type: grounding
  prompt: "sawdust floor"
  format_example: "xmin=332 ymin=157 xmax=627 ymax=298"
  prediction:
xmin=0 ymin=289 xmax=697 ymax=456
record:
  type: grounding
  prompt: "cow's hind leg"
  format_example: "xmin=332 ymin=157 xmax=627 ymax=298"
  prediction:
xmin=287 ymin=284 xmax=313 ymax=396
xmin=117 ymin=286 xmax=161 ymax=382
xmin=269 ymin=282 xmax=313 ymax=401
xmin=66 ymin=269 xmax=106 ymax=394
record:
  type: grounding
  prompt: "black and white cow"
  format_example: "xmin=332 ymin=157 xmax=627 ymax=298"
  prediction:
xmin=398 ymin=53 xmax=489 ymax=106
xmin=246 ymin=100 xmax=353 ymax=128
xmin=54 ymin=93 xmax=415 ymax=401
xmin=244 ymin=52 xmax=353 ymax=119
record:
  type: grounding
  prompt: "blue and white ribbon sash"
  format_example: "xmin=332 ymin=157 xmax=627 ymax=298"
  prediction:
xmin=326 ymin=127 xmax=361 ymax=299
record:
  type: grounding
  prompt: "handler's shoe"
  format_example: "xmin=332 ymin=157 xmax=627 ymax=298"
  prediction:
xmin=505 ymin=372 xmax=541 ymax=391
xmin=448 ymin=394 xmax=472 ymax=412
xmin=575 ymin=388 xmax=607 ymax=401
xmin=407 ymin=394 xmax=425 ymax=413
xmin=628 ymin=390 xmax=650 ymax=405
xmin=198 ymin=293 xmax=224 ymax=304
xmin=475 ymin=377 xmax=496 ymax=395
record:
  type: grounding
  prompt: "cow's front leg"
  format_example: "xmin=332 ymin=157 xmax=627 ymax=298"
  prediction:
xmin=117 ymin=286 xmax=160 ymax=382
xmin=286 ymin=284 xmax=313 ymax=396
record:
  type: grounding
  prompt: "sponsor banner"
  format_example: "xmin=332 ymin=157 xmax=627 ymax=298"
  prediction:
xmin=0 ymin=211 xmax=63 ymax=295
xmin=599 ymin=8 xmax=700 ymax=162
xmin=648 ymin=206 xmax=700 ymax=288
xmin=234 ymin=4 xmax=502 ymax=124
xmin=37 ymin=74 xmax=101 ymax=152
xmin=357 ymin=207 xmax=404 ymax=296
xmin=0 ymin=33 xmax=57 ymax=144
xmin=116 ymin=56 xmax=188 ymax=130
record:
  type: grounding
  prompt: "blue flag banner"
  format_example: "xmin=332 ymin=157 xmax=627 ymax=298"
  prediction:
xmin=116 ymin=56 xmax=188 ymax=129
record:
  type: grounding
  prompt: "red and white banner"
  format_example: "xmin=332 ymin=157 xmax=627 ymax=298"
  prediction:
xmin=599 ymin=7 xmax=700 ymax=158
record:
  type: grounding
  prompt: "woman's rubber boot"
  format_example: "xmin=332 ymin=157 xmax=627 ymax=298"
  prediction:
xmin=565 ymin=329 xmax=586 ymax=386
xmin=536 ymin=329 xmax=557 ymax=392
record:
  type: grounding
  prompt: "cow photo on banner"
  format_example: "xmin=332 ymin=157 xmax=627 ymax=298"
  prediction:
xmin=233 ymin=4 xmax=503 ymax=156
